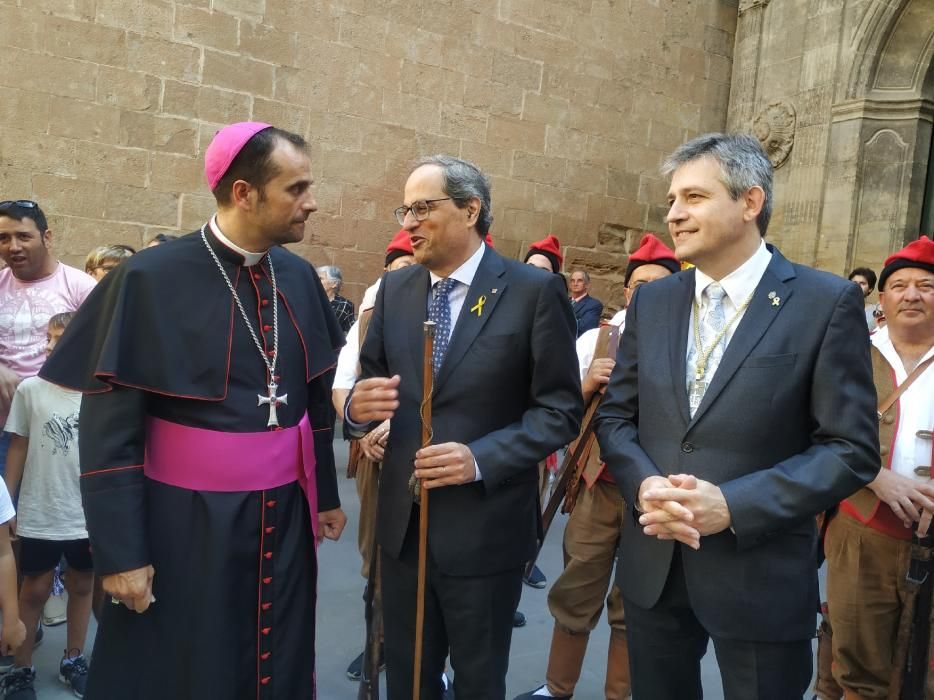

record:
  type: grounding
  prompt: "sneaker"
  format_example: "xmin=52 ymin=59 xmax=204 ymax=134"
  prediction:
xmin=523 ymin=565 xmax=547 ymax=589
xmin=59 ymin=650 xmax=89 ymax=698
xmin=345 ymin=645 xmax=385 ymax=681
xmin=513 ymin=610 xmax=526 ymax=628
xmin=43 ymin=593 xmax=68 ymax=627
xmin=512 ymin=684 xmax=571 ymax=699
xmin=0 ymin=666 xmax=36 ymax=699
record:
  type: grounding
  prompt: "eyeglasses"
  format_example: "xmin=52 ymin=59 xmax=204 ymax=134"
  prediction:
xmin=0 ymin=200 xmax=37 ymax=209
xmin=394 ymin=198 xmax=451 ymax=226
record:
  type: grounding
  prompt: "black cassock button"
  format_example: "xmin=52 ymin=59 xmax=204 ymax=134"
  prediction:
xmin=681 ymin=442 xmax=695 ymax=454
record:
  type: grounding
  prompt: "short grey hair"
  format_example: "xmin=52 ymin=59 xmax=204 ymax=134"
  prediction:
xmin=316 ymin=265 xmax=342 ymax=292
xmin=570 ymin=269 xmax=591 ymax=283
xmin=412 ymin=155 xmax=493 ymax=236
xmin=661 ymin=133 xmax=773 ymax=237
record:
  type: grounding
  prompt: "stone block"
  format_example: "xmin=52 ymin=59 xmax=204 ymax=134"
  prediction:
xmin=489 ymin=176 xmax=535 ymax=211
xmin=0 ymin=48 xmax=96 ymax=101
xmin=104 ymin=183 xmax=180 ymax=226
xmin=274 ymin=67 xmax=330 ymax=107
xmin=96 ymin=0 xmax=174 ymax=41
xmin=492 ymin=51 xmax=543 ymax=91
xmin=203 ymin=49 xmax=275 ymax=98
xmin=358 ymin=49 xmax=403 ymax=90
xmin=400 ymin=61 xmax=457 ymax=101
xmin=178 ymin=193 xmax=215 ymax=230
xmin=253 ymin=99 xmax=309 ymax=136
xmin=514 ymin=26 xmax=577 ymax=64
xmin=545 ymin=126 xmax=589 ymax=160
xmin=329 ymin=80 xmax=382 ymax=121
xmin=501 ymin=208 xmax=552 ymax=240
xmin=27 ymin=0 xmax=96 ymax=21
xmin=44 ymin=15 xmax=127 ymax=66
xmin=174 ymin=6 xmax=240 ymax=52
xmin=470 ymin=13 xmax=517 ymax=54
xmin=0 ymin=128 xmax=76 ymax=177
xmin=49 ymin=97 xmax=121 ymax=144
xmin=97 ymin=66 xmax=161 ymax=112
xmin=533 ymin=184 xmax=589 ymax=219
xmin=339 ymin=12 xmax=388 ymax=53
xmin=119 ymin=112 xmax=198 ymax=155
xmin=162 ymin=81 xmax=199 ymax=119
xmin=0 ymin=169 xmax=33 ymax=200
xmin=490 ymin=85 xmax=524 ymax=117
xmin=549 ymin=215 xmax=598 ymax=248
xmin=127 ymin=33 xmax=201 ymax=82
xmin=240 ymin=21 xmax=296 ymax=66
xmin=320 ymin=147 xmax=387 ymax=188
xmin=149 ymin=153 xmax=205 ymax=194
xmin=0 ymin=89 xmax=50 ymax=135
xmin=307 ymin=111 xmax=366 ymax=151
xmin=0 ymin=6 xmax=42 ymax=52
xmin=329 ymin=247 xmax=384 ymax=290
xmin=461 ymin=142 xmax=513 ymax=179
xmin=441 ymin=39 xmax=493 ymax=80
xmin=213 ymin=0 xmax=264 ymax=22
xmin=61 ymin=217 xmax=148 ymax=258
xmin=32 ymin=174 xmax=107 ymax=220
xmin=439 ymin=104 xmax=488 ymax=142
xmin=512 ymin=152 xmax=567 ymax=187
xmin=488 ymin=116 xmax=546 ymax=154
xmin=74 ymin=143 xmax=150 ymax=188
xmin=565 ymin=161 xmax=607 ymax=195
xmin=522 ymin=93 xmax=570 ymax=127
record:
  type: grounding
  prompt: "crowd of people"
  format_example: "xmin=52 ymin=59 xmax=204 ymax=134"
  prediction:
xmin=0 ymin=121 xmax=929 ymax=700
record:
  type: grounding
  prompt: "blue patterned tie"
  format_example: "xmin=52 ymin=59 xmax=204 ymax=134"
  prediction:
xmin=428 ymin=278 xmax=457 ymax=377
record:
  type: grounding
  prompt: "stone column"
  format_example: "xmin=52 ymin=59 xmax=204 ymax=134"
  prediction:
xmin=726 ymin=0 xmax=772 ymax=130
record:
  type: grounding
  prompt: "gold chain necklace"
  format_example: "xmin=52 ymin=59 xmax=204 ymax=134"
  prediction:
xmin=691 ymin=290 xmax=755 ymax=380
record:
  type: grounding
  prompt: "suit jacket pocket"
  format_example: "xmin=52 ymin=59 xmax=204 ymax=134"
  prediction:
xmin=741 ymin=353 xmax=796 ymax=368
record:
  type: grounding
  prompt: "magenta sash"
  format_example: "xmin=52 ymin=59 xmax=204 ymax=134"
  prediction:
xmin=144 ymin=414 xmax=318 ymax=539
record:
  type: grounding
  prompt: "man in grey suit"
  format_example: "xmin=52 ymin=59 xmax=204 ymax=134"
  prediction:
xmin=347 ymin=155 xmax=583 ymax=699
xmin=594 ymin=133 xmax=879 ymax=699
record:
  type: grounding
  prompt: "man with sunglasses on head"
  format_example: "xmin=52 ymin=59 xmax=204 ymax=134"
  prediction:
xmin=0 ymin=200 xmax=96 ymax=477
xmin=346 ymin=155 xmax=583 ymax=699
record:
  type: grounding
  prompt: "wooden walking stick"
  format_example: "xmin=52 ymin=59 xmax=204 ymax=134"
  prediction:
xmin=412 ymin=321 xmax=436 ymax=700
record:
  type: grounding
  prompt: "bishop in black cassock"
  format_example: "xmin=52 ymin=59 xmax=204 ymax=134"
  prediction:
xmin=40 ymin=123 xmax=345 ymax=700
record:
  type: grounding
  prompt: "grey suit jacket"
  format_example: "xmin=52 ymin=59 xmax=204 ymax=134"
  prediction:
xmin=357 ymin=245 xmax=584 ymax=576
xmin=594 ymin=245 xmax=879 ymax=642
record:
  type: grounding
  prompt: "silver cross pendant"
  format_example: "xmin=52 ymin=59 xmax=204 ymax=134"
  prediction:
xmin=258 ymin=380 xmax=288 ymax=428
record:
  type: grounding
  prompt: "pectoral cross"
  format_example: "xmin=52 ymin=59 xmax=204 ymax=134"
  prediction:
xmin=688 ymin=378 xmax=706 ymax=414
xmin=258 ymin=381 xmax=288 ymax=428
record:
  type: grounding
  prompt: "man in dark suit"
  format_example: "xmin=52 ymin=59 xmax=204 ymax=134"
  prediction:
xmin=568 ymin=269 xmax=604 ymax=336
xmin=347 ymin=155 xmax=583 ymax=700
xmin=594 ymin=133 xmax=879 ymax=699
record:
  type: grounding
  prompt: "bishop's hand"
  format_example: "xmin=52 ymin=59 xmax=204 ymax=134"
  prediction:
xmin=103 ymin=565 xmax=155 ymax=613
xmin=317 ymin=508 xmax=347 ymax=544
xmin=348 ymin=376 xmax=401 ymax=424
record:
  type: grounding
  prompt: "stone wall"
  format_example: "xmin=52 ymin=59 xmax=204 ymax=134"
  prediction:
xmin=0 ymin=0 xmax=737 ymax=308
xmin=728 ymin=0 xmax=934 ymax=284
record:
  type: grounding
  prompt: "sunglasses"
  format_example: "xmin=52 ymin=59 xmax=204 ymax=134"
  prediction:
xmin=0 ymin=200 xmax=38 ymax=209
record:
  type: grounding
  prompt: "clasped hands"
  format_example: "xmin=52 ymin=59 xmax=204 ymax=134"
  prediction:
xmin=637 ymin=474 xmax=732 ymax=550
xmin=349 ymin=375 xmax=476 ymax=488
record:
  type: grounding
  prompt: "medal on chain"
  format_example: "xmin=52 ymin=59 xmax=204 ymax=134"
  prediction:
xmin=201 ymin=226 xmax=288 ymax=427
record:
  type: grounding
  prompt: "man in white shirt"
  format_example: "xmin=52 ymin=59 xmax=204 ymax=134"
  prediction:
xmin=825 ymin=235 xmax=934 ymax=698
xmin=594 ymin=133 xmax=878 ymax=699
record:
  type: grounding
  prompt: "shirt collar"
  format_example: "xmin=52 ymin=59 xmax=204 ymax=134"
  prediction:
xmin=429 ymin=241 xmax=486 ymax=289
xmin=872 ymin=324 xmax=934 ymax=371
xmin=210 ymin=214 xmax=266 ymax=267
xmin=694 ymin=240 xmax=772 ymax=306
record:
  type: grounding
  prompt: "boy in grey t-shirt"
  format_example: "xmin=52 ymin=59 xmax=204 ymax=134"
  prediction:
xmin=2 ymin=313 xmax=92 ymax=699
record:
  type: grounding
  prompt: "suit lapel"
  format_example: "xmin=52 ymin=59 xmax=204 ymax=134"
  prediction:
xmin=688 ymin=247 xmax=796 ymax=427
xmin=434 ymin=246 xmax=507 ymax=393
xmin=668 ymin=270 xmax=694 ymax=425
xmin=401 ymin=265 xmax=432 ymax=390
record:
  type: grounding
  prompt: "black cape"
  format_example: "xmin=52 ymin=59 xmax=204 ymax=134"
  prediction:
xmin=41 ymin=226 xmax=344 ymax=700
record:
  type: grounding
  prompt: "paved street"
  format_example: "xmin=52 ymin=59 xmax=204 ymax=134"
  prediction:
xmin=28 ymin=433 xmax=818 ymax=698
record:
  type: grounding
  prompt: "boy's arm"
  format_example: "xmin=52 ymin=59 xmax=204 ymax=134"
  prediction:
xmin=3 ymin=435 xmax=27 ymax=503
xmin=0 ymin=523 xmax=25 ymax=654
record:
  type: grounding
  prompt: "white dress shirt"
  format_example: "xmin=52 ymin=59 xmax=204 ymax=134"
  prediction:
xmin=427 ymin=241 xmax=486 ymax=344
xmin=871 ymin=326 xmax=934 ymax=481
xmin=333 ymin=278 xmax=381 ymax=391
xmin=576 ymin=309 xmax=626 ymax=381
xmin=686 ymin=241 xmax=772 ymax=390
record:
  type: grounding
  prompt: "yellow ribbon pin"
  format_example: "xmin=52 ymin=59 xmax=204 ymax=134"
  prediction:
xmin=471 ymin=295 xmax=487 ymax=317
